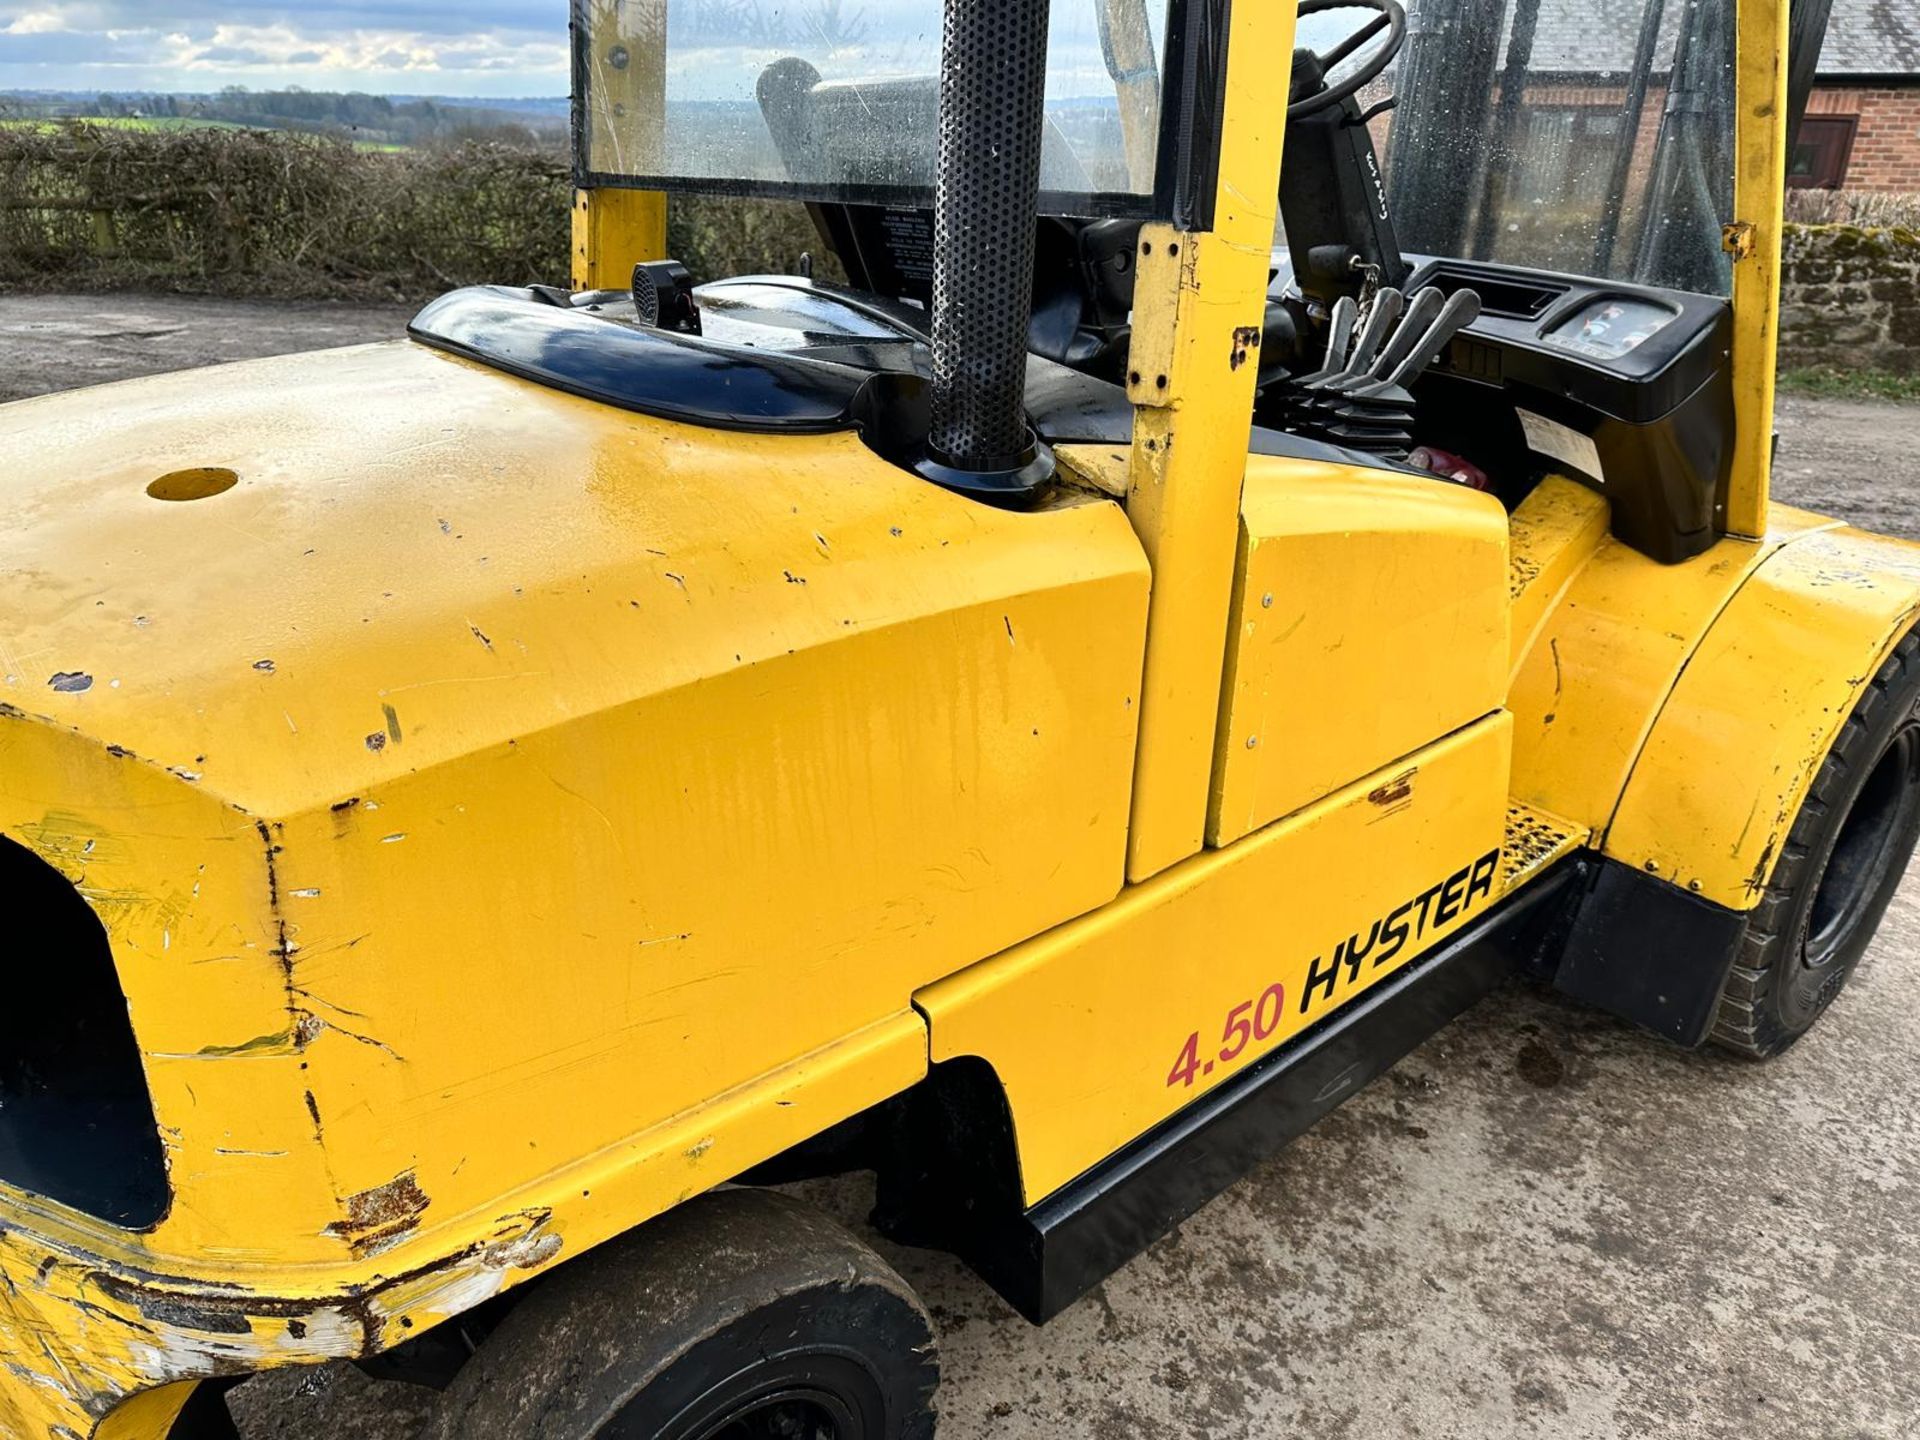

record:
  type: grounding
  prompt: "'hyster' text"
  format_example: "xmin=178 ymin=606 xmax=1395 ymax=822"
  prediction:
xmin=1299 ymin=849 xmax=1503 ymax=1015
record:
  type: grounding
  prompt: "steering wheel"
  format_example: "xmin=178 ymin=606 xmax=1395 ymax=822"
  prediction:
xmin=1290 ymin=0 xmax=1407 ymax=118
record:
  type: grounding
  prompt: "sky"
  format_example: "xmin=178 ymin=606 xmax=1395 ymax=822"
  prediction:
xmin=0 ymin=1 xmax=572 ymax=96
xmin=0 ymin=2 xmax=1361 ymax=103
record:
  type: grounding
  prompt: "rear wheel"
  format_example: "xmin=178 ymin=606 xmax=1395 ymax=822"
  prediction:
xmin=421 ymin=1189 xmax=938 ymax=1440
xmin=1711 ymin=629 xmax=1920 ymax=1058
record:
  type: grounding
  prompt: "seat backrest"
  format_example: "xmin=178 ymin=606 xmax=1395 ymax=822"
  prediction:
xmin=757 ymin=59 xmax=1095 ymax=195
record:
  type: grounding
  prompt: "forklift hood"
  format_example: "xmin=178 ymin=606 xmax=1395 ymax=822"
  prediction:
xmin=0 ymin=336 xmax=1138 ymax=821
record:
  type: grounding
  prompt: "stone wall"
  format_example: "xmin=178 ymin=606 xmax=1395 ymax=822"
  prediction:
xmin=1779 ymin=223 xmax=1920 ymax=372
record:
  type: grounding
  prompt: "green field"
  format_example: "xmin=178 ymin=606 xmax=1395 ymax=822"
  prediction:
xmin=0 ymin=116 xmax=246 ymax=133
xmin=0 ymin=116 xmax=406 ymax=151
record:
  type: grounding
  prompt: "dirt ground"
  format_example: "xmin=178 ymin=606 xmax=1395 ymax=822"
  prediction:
xmin=3 ymin=296 xmax=1918 ymax=1440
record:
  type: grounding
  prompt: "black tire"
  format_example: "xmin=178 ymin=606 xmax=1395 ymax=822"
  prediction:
xmin=420 ymin=1190 xmax=938 ymax=1440
xmin=1711 ymin=628 xmax=1920 ymax=1058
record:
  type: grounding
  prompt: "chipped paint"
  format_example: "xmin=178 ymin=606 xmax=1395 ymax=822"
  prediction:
xmin=0 ymin=1202 xmax=568 ymax=1436
xmin=1229 ymin=324 xmax=1262 ymax=372
xmin=1368 ymin=769 xmax=1418 ymax=808
xmin=323 ymin=1173 xmax=431 ymax=1259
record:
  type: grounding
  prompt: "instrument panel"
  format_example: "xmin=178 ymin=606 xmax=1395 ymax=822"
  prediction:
xmin=1545 ymin=297 xmax=1683 ymax=362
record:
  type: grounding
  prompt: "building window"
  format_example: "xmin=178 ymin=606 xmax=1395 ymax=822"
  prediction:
xmin=1790 ymin=116 xmax=1858 ymax=190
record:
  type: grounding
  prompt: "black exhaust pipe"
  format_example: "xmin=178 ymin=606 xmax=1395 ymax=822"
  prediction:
xmin=920 ymin=0 xmax=1056 ymax=502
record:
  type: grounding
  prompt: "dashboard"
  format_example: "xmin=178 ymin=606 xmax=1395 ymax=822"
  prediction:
xmin=1284 ymin=256 xmax=1738 ymax=564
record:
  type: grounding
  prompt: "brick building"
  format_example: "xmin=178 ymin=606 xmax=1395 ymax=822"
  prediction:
xmin=1798 ymin=5 xmax=1920 ymax=191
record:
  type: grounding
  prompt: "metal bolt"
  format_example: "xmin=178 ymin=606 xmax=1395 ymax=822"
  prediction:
xmin=1247 ymin=736 xmax=1259 ymax=749
xmin=1261 ymin=593 xmax=1274 ymax=608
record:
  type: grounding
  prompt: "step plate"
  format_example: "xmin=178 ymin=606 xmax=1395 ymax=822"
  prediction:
xmin=1500 ymin=801 xmax=1587 ymax=894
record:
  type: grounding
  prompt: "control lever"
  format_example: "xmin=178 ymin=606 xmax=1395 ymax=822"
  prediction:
xmin=1338 ymin=287 xmax=1406 ymax=383
xmin=1259 ymin=283 xmax=1483 ymax=463
xmin=1319 ymin=296 xmax=1359 ymax=378
xmin=1364 ymin=285 xmax=1445 ymax=382
xmin=1363 ymin=289 xmax=1481 ymax=393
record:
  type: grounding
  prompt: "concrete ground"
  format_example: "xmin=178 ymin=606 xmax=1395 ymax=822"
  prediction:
xmin=3 ymin=296 xmax=1917 ymax=1439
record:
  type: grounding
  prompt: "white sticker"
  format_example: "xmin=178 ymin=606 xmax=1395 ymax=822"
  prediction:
xmin=1517 ymin=409 xmax=1605 ymax=485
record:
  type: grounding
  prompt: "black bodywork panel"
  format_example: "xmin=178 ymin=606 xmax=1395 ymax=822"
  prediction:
xmin=1545 ymin=859 xmax=1751 ymax=1048
xmin=409 ymin=282 xmax=1136 ymax=497
xmin=1410 ymin=258 xmax=1736 ymax=565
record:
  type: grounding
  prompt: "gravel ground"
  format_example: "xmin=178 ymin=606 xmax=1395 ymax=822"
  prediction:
xmin=3 ymin=295 xmax=1917 ymax=1440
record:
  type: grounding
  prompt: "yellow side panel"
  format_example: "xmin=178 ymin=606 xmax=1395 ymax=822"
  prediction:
xmin=920 ymin=714 xmax=1512 ymax=1205
xmin=1507 ymin=476 xmax=1611 ymax=682
xmin=1210 ymin=458 xmax=1509 ymax=845
xmin=0 ymin=341 xmax=1149 ymax=1280
xmin=1508 ymin=507 xmax=1834 ymax=840
xmin=1608 ymin=524 xmax=1920 ymax=907
xmin=259 ymin=556 xmax=1144 ymax=1258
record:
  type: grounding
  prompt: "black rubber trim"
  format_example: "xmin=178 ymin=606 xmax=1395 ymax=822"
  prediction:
xmin=934 ymin=864 xmax=1578 ymax=1323
xmin=1249 ymin=422 xmax=1431 ymax=474
xmin=1547 ymin=857 xmax=1750 ymax=1048
xmin=574 ymin=171 xmax=1161 ymax=224
xmin=1155 ymin=0 xmax=1230 ymax=231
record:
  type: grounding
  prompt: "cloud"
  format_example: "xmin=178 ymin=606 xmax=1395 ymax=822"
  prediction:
xmin=0 ymin=0 xmax=571 ymax=94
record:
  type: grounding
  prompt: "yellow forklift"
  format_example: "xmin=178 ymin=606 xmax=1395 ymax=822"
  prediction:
xmin=0 ymin=0 xmax=1912 ymax=1435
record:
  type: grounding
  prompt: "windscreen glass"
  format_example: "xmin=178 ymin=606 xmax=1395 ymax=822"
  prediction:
xmin=1300 ymin=0 xmax=1738 ymax=296
xmin=574 ymin=0 xmax=1171 ymax=211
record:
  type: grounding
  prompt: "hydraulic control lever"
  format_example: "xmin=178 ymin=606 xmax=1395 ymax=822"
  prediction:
xmin=1368 ymin=288 xmax=1480 ymax=391
xmin=1264 ymin=284 xmax=1481 ymax=461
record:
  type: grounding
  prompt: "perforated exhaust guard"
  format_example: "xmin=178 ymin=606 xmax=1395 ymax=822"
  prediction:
xmin=922 ymin=0 xmax=1057 ymax=500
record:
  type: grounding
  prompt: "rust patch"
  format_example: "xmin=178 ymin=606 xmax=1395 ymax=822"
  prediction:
xmin=325 ymin=1172 xmax=431 ymax=1258
xmin=91 ymin=1275 xmax=254 ymax=1336
xmin=1368 ymin=769 xmax=1418 ymax=808
xmin=1229 ymin=325 xmax=1262 ymax=371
